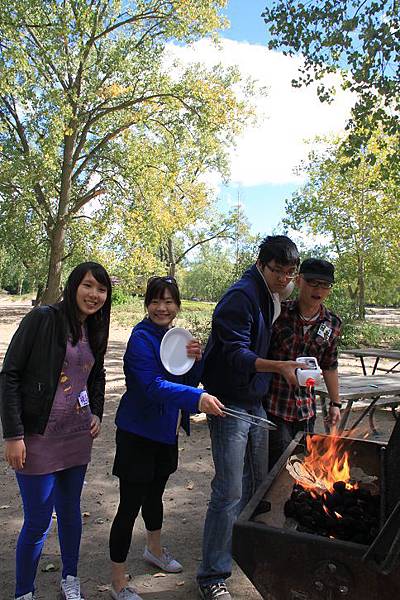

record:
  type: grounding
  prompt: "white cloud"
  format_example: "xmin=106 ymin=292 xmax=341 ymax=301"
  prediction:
xmin=289 ymin=229 xmax=332 ymax=250
xmin=166 ymin=38 xmax=355 ymax=186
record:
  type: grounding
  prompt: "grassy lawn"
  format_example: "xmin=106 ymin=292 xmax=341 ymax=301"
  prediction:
xmin=4 ymin=293 xmax=398 ymax=350
xmin=340 ymin=322 xmax=400 ymax=350
xmin=112 ymin=298 xmax=400 ymax=349
xmin=112 ymin=297 xmax=215 ymax=344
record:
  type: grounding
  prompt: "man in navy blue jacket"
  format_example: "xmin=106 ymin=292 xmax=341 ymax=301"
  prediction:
xmin=197 ymin=235 xmax=303 ymax=600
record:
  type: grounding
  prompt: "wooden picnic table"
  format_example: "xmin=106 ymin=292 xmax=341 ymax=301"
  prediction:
xmin=340 ymin=348 xmax=400 ymax=376
xmin=315 ymin=374 xmax=400 ymax=435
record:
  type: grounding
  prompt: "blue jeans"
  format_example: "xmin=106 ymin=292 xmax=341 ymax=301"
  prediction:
xmin=15 ymin=464 xmax=87 ymax=598
xmin=197 ymin=404 xmax=269 ymax=586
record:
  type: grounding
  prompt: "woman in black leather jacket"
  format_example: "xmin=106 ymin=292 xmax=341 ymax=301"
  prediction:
xmin=0 ymin=261 xmax=112 ymax=600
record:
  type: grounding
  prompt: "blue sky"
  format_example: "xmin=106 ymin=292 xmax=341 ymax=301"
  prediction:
xmin=219 ymin=1 xmax=294 ymax=234
xmin=184 ymin=0 xmax=351 ymax=237
xmin=218 ymin=182 xmax=298 ymax=236
xmin=222 ymin=0 xmax=268 ymax=45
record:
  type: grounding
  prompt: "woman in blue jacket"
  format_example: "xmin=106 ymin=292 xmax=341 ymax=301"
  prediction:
xmin=108 ymin=276 xmax=224 ymax=600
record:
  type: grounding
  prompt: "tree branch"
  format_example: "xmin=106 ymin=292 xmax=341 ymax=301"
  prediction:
xmin=24 ymin=27 xmax=68 ymax=91
xmin=175 ymin=226 xmax=232 ymax=264
xmin=1 ymin=96 xmax=54 ymax=222
xmin=91 ymin=8 xmax=167 ymax=43
xmin=72 ymin=119 xmax=138 ymax=181
xmin=68 ymin=183 xmax=106 ymax=217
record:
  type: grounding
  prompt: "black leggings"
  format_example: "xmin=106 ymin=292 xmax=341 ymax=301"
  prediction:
xmin=109 ymin=475 xmax=169 ymax=563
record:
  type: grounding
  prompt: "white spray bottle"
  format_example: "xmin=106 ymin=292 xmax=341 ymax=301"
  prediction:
xmin=295 ymin=356 xmax=322 ymax=387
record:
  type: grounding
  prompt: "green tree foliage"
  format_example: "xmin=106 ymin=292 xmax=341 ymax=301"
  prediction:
xmin=263 ymin=1 xmax=400 ymax=153
xmin=181 ymin=243 xmax=235 ymax=302
xmin=0 ymin=245 xmax=30 ymax=294
xmin=0 ymin=0 xmax=252 ymax=301
xmin=180 ymin=209 xmax=259 ymax=302
xmin=284 ymin=134 xmax=400 ymax=319
xmin=162 ymin=204 xmax=258 ymax=280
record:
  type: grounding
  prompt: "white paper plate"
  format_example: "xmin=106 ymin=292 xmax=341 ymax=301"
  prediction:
xmin=160 ymin=327 xmax=195 ymax=375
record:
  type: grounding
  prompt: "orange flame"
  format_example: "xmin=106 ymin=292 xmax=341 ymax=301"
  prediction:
xmin=296 ymin=435 xmax=353 ymax=494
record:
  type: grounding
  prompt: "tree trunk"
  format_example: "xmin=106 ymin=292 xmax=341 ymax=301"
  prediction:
xmin=34 ymin=282 xmax=44 ymax=306
xmin=358 ymin=173 xmax=366 ymax=320
xmin=167 ymin=237 xmax=176 ymax=278
xmin=41 ymin=221 xmax=66 ymax=304
xmin=41 ymin=133 xmax=75 ymax=304
xmin=357 ymin=253 xmax=366 ymax=320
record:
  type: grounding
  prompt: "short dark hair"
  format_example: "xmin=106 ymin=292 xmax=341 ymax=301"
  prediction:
xmin=145 ymin=276 xmax=181 ymax=309
xmin=61 ymin=261 xmax=112 ymax=357
xmin=258 ymin=235 xmax=300 ymax=267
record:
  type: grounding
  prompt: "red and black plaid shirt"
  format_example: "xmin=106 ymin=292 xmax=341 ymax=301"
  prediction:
xmin=265 ymin=300 xmax=342 ymax=422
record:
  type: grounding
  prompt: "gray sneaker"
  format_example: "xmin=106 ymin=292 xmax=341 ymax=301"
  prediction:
xmin=60 ymin=575 xmax=84 ymax=600
xmin=143 ymin=546 xmax=183 ymax=573
xmin=110 ymin=585 xmax=143 ymax=600
xmin=198 ymin=582 xmax=232 ymax=599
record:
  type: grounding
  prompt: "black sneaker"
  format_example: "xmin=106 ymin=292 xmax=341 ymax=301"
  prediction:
xmin=198 ymin=582 xmax=232 ymax=599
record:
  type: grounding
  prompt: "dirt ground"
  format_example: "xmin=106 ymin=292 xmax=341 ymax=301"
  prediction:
xmin=0 ymin=299 xmax=398 ymax=600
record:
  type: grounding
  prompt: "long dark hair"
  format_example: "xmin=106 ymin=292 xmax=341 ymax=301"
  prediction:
xmin=60 ymin=262 xmax=112 ymax=357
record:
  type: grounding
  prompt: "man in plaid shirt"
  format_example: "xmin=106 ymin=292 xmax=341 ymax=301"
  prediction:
xmin=266 ymin=258 xmax=342 ymax=469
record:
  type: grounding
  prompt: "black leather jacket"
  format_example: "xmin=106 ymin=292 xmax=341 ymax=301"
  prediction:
xmin=0 ymin=304 xmax=106 ymax=439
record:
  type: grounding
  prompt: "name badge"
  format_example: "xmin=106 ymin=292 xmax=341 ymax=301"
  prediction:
xmin=78 ymin=390 xmax=89 ymax=408
xmin=317 ymin=323 xmax=332 ymax=341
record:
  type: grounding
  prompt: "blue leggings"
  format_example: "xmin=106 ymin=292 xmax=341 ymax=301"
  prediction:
xmin=15 ymin=464 xmax=87 ymax=598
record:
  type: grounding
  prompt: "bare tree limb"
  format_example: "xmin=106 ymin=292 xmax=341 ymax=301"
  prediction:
xmin=175 ymin=225 xmax=233 ymax=264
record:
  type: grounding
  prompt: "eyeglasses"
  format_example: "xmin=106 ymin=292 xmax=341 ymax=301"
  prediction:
xmin=264 ymin=263 xmax=298 ymax=280
xmin=303 ymin=278 xmax=333 ymax=289
xmin=148 ymin=275 xmax=177 ymax=285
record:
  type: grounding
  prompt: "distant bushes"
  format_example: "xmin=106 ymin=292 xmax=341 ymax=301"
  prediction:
xmin=340 ymin=323 xmax=400 ymax=350
xmin=111 ymin=288 xmax=134 ymax=306
xmin=110 ymin=294 xmax=400 ymax=350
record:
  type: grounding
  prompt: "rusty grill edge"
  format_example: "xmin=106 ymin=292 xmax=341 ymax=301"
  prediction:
xmin=232 ymin=421 xmax=400 ymax=600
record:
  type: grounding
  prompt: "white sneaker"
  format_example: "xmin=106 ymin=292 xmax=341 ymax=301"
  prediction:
xmin=60 ymin=575 xmax=84 ymax=600
xmin=110 ymin=584 xmax=143 ymax=600
xmin=143 ymin=546 xmax=183 ymax=573
xmin=16 ymin=594 xmax=35 ymax=600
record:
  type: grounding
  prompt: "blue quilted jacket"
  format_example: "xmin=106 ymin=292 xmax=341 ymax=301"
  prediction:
xmin=115 ymin=318 xmax=203 ymax=444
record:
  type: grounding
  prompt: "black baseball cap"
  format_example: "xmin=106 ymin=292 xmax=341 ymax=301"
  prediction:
xmin=299 ymin=258 xmax=335 ymax=283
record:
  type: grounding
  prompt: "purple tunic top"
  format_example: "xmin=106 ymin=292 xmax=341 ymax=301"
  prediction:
xmin=19 ymin=333 xmax=95 ymax=475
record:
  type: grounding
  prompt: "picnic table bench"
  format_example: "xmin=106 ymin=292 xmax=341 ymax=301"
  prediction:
xmin=340 ymin=348 xmax=400 ymax=376
xmin=315 ymin=374 xmax=400 ymax=435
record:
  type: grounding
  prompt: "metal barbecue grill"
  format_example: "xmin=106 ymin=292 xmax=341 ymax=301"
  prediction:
xmin=232 ymin=419 xmax=400 ymax=600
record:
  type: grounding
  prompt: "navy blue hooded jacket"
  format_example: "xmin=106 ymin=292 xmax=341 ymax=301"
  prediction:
xmin=202 ymin=264 xmax=274 ymax=408
xmin=115 ymin=318 xmax=203 ymax=445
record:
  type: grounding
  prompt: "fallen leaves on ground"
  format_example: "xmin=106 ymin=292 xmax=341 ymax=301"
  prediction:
xmin=41 ymin=563 xmax=58 ymax=572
